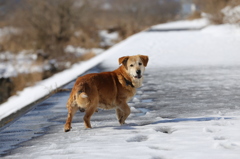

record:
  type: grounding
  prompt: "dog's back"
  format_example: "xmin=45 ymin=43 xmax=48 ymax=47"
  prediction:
xmin=68 ymin=72 xmax=119 ymax=110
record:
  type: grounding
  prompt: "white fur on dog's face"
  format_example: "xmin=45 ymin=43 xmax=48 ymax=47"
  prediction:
xmin=119 ymin=55 xmax=148 ymax=88
xmin=126 ymin=56 xmax=145 ymax=80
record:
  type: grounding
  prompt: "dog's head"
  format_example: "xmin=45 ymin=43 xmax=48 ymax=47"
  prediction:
xmin=119 ymin=55 xmax=148 ymax=87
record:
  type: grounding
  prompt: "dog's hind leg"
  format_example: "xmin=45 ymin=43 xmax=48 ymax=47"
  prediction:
xmin=64 ymin=106 xmax=78 ymax=132
xmin=83 ymin=102 xmax=97 ymax=129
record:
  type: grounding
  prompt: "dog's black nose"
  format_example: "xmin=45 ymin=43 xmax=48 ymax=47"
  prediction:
xmin=136 ymin=70 xmax=141 ymax=75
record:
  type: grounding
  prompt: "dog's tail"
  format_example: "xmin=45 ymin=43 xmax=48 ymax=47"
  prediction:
xmin=75 ymin=91 xmax=89 ymax=109
xmin=78 ymin=91 xmax=88 ymax=98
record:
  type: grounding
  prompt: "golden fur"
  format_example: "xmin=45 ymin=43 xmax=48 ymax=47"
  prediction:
xmin=64 ymin=55 xmax=149 ymax=132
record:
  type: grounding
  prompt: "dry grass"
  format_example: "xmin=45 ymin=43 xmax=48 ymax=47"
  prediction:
xmin=0 ymin=78 xmax=12 ymax=103
xmin=68 ymin=30 xmax=100 ymax=49
xmin=11 ymin=72 xmax=43 ymax=94
xmin=49 ymin=88 xmax=71 ymax=97
xmin=0 ymin=72 xmax=43 ymax=103
xmin=1 ymin=32 xmax=35 ymax=53
xmin=187 ymin=11 xmax=202 ymax=20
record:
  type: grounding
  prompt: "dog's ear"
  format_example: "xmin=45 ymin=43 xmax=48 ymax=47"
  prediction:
xmin=119 ymin=56 xmax=129 ymax=68
xmin=139 ymin=55 xmax=149 ymax=67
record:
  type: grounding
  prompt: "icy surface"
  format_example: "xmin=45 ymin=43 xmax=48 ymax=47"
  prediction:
xmin=1 ymin=19 xmax=240 ymax=158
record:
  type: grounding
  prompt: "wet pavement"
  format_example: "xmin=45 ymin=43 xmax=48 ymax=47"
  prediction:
xmin=1 ymin=64 xmax=240 ymax=157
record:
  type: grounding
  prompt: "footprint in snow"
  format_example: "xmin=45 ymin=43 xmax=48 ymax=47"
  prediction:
xmin=215 ymin=142 xmax=239 ymax=150
xmin=213 ymin=136 xmax=226 ymax=140
xmin=203 ymin=127 xmax=220 ymax=133
xmin=155 ymin=126 xmax=175 ymax=134
xmin=151 ymin=156 xmax=167 ymax=159
xmin=148 ymin=146 xmax=171 ymax=151
xmin=126 ymin=135 xmax=148 ymax=142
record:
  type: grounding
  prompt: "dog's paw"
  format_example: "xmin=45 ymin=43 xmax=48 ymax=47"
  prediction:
xmin=64 ymin=128 xmax=71 ymax=132
xmin=119 ymin=120 xmax=126 ymax=125
xmin=64 ymin=125 xmax=72 ymax=132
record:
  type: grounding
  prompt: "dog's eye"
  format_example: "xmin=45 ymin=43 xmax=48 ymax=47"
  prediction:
xmin=130 ymin=64 xmax=134 ymax=67
xmin=139 ymin=63 xmax=142 ymax=66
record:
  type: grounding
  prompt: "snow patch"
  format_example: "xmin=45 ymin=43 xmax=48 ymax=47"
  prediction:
xmin=222 ymin=5 xmax=240 ymax=24
xmin=0 ymin=27 xmax=20 ymax=39
xmin=65 ymin=45 xmax=104 ymax=56
xmin=99 ymin=30 xmax=119 ymax=47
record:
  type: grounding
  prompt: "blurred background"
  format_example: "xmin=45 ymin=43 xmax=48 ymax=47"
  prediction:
xmin=0 ymin=0 xmax=240 ymax=104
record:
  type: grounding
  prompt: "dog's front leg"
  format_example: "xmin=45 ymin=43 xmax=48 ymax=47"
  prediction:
xmin=64 ymin=106 xmax=78 ymax=132
xmin=116 ymin=108 xmax=125 ymax=124
xmin=116 ymin=103 xmax=131 ymax=125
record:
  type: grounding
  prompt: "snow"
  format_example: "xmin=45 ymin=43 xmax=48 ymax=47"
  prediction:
xmin=4 ymin=117 xmax=240 ymax=159
xmin=101 ymin=21 xmax=240 ymax=69
xmin=0 ymin=51 xmax=40 ymax=78
xmin=0 ymin=27 xmax=19 ymax=39
xmin=1 ymin=19 xmax=240 ymax=158
xmin=101 ymin=2 xmax=111 ymax=10
xmin=151 ymin=18 xmax=210 ymax=30
xmin=202 ymin=23 xmax=240 ymax=36
xmin=99 ymin=30 xmax=119 ymax=47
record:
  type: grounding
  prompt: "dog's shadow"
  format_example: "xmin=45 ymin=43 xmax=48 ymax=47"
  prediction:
xmin=90 ymin=123 xmax=138 ymax=130
xmin=114 ymin=123 xmax=138 ymax=130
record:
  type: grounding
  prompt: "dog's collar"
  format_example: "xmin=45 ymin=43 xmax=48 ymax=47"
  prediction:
xmin=124 ymin=78 xmax=134 ymax=88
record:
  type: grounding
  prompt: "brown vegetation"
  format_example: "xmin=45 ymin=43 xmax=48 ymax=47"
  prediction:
xmin=187 ymin=11 xmax=202 ymax=20
xmin=2 ymin=0 xmax=181 ymax=54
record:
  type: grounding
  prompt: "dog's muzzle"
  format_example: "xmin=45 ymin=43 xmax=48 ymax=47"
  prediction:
xmin=134 ymin=70 xmax=142 ymax=79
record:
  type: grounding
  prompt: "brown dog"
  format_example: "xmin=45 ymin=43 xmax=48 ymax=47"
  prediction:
xmin=64 ymin=55 xmax=149 ymax=132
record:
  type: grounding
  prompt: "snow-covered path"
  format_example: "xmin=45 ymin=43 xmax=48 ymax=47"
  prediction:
xmin=2 ymin=66 xmax=240 ymax=159
xmin=1 ymin=19 xmax=240 ymax=158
